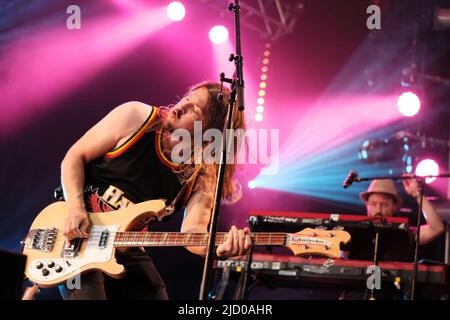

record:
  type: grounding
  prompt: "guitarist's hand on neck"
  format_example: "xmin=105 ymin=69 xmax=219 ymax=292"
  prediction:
xmin=216 ymin=226 xmax=251 ymax=259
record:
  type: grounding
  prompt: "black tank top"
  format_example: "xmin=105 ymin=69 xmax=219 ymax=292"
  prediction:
xmin=83 ymin=107 xmax=195 ymax=213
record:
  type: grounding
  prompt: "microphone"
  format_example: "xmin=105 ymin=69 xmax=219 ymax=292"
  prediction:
xmin=343 ymin=170 xmax=358 ymax=189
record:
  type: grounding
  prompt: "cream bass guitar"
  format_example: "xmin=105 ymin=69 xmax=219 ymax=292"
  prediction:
xmin=22 ymin=200 xmax=351 ymax=287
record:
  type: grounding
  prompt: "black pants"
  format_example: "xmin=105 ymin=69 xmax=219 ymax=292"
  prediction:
xmin=59 ymin=249 xmax=168 ymax=300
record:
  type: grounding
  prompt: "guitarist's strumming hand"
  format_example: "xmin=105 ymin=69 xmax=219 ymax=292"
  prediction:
xmin=216 ymin=225 xmax=252 ymax=259
xmin=63 ymin=205 xmax=90 ymax=243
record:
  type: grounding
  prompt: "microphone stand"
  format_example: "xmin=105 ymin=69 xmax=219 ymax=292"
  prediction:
xmin=349 ymin=172 xmax=450 ymax=300
xmin=368 ymin=221 xmax=381 ymax=300
xmin=411 ymin=179 xmax=424 ymax=300
xmin=233 ymin=217 xmax=257 ymax=300
xmin=199 ymin=0 xmax=245 ymax=300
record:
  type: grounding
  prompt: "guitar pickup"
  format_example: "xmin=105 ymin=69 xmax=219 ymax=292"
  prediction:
xmin=98 ymin=229 xmax=109 ymax=249
xmin=61 ymin=238 xmax=83 ymax=258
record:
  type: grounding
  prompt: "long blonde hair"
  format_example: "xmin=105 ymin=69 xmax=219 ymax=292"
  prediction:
xmin=190 ymin=81 xmax=246 ymax=204
xmin=156 ymin=81 xmax=246 ymax=204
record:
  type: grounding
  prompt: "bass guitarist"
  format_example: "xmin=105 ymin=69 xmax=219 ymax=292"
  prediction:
xmin=59 ymin=81 xmax=251 ymax=300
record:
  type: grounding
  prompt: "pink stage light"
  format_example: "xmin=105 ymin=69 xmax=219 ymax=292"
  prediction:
xmin=255 ymin=114 xmax=263 ymax=122
xmin=209 ymin=26 xmax=228 ymax=44
xmin=211 ymin=38 xmax=234 ymax=80
xmin=166 ymin=1 xmax=185 ymax=21
xmin=110 ymin=0 xmax=147 ymax=13
xmin=397 ymin=91 xmax=421 ymax=117
xmin=277 ymin=95 xmax=404 ymax=168
xmin=415 ymin=159 xmax=439 ymax=184
xmin=1 ymin=7 xmax=170 ymax=137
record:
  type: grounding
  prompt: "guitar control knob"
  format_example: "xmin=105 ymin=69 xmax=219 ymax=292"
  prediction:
xmin=42 ymin=268 xmax=50 ymax=276
xmin=47 ymin=261 xmax=55 ymax=268
xmin=55 ymin=265 xmax=63 ymax=273
xmin=36 ymin=262 xmax=43 ymax=269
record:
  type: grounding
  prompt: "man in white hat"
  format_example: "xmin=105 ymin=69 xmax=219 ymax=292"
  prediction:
xmin=360 ymin=178 xmax=444 ymax=244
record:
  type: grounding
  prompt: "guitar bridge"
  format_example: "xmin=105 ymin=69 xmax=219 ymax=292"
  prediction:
xmin=23 ymin=228 xmax=58 ymax=252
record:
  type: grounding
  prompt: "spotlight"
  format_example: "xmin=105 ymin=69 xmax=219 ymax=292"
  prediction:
xmin=209 ymin=25 xmax=228 ymax=44
xmin=435 ymin=8 xmax=450 ymax=30
xmin=415 ymin=159 xmax=439 ymax=184
xmin=256 ymin=43 xmax=270 ymax=121
xmin=397 ymin=91 xmax=421 ymax=117
xmin=248 ymin=180 xmax=257 ymax=189
xmin=167 ymin=1 xmax=185 ymax=22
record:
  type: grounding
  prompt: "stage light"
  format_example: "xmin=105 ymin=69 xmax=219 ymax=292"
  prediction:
xmin=166 ymin=1 xmax=185 ymax=22
xmin=435 ymin=8 xmax=450 ymax=30
xmin=397 ymin=91 xmax=421 ymax=117
xmin=254 ymin=43 xmax=270 ymax=122
xmin=415 ymin=159 xmax=439 ymax=184
xmin=248 ymin=180 xmax=257 ymax=189
xmin=209 ymin=25 xmax=228 ymax=44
